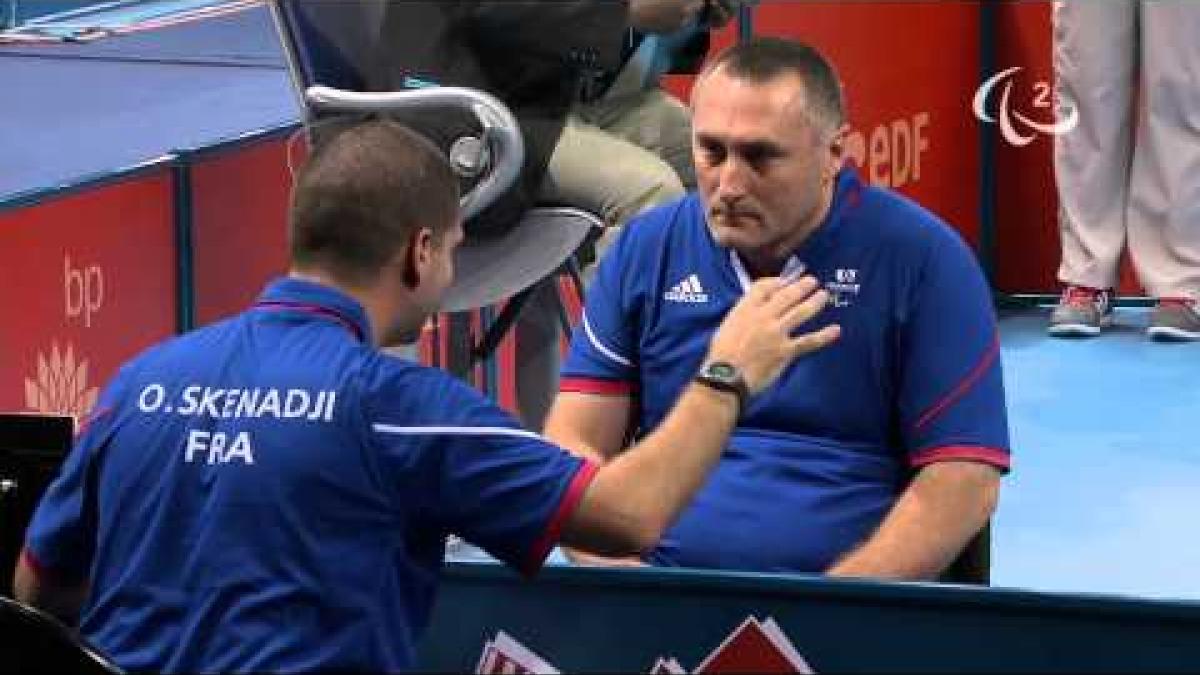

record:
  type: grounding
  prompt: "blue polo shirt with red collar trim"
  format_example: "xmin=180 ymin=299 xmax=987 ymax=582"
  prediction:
xmin=24 ymin=277 xmax=596 ymax=673
xmin=561 ymin=167 xmax=1010 ymax=573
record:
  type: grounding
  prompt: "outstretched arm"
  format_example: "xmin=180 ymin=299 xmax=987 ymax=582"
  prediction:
xmin=825 ymin=461 xmax=1000 ymax=580
xmin=543 ymin=393 xmax=647 ymax=566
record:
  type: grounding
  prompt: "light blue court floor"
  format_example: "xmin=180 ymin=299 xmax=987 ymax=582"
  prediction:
xmin=993 ymin=305 xmax=1199 ymax=601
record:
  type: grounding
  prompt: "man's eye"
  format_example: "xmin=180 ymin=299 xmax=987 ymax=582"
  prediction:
xmin=740 ymin=147 xmax=776 ymax=170
xmin=700 ymin=144 xmax=726 ymax=163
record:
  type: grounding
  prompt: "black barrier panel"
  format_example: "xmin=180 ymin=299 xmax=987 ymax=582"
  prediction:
xmin=0 ymin=596 xmax=122 ymax=674
xmin=420 ymin=562 xmax=1200 ymax=673
xmin=0 ymin=413 xmax=73 ymax=597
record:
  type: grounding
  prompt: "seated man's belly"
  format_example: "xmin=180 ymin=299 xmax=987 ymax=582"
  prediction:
xmin=645 ymin=431 xmax=903 ymax=573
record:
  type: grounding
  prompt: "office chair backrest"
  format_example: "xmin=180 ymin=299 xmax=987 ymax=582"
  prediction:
xmin=271 ymin=0 xmax=626 ymax=241
xmin=0 ymin=596 xmax=123 ymax=674
xmin=269 ymin=0 xmax=378 ymax=111
xmin=269 ymin=1 xmax=605 ymax=317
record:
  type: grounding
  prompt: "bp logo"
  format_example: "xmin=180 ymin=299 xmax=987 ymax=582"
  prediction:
xmin=972 ymin=66 xmax=1078 ymax=147
xmin=24 ymin=341 xmax=100 ymax=422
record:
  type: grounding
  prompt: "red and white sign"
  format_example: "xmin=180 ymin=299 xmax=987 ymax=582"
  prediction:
xmin=0 ymin=174 xmax=178 ymax=421
xmin=692 ymin=616 xmax=814 ymax=674
xmin=474 ymin=615 xmax=815 ymax=674
xmin=191 ymin=133 xmax=295 ymax=327
xmin=476 ymin=631 xmax=561 ymax=675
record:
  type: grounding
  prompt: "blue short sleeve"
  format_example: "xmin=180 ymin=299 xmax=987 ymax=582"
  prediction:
xmin=897 ymin=228 xmax=1011 ymax=470
xmin=368 ymin=366 xmax=596 ymax=575
xmin=24 ymin=377 xmax=127 ymax=584
xmin=561 ymin=225 xmax=641 ymax=392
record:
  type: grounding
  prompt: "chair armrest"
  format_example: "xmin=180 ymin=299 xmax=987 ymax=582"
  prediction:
xmin=304 ymin=84 xmax=524 ymax=222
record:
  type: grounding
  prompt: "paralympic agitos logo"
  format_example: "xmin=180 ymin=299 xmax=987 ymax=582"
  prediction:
xmin=972 ymin=66 xmax=1078 ymax=146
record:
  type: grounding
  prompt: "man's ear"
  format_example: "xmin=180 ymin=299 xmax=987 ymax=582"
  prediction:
xmin=401 ymin=227 xmax=434 ymax=290
xmin=825 ymin=124 xmax=850 ymax=182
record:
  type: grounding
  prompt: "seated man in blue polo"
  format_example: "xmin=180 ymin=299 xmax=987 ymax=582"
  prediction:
xmin=545 ymin=37 xmax=1011 ymax=578
xmin=12 ymin=118 xmax=840 ymax=672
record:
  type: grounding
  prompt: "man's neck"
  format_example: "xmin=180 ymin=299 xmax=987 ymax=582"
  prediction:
xmin=737 ymin=251 xmax=789 ymax=279
xmin=288 ymin=268 xmax=392 ymax=346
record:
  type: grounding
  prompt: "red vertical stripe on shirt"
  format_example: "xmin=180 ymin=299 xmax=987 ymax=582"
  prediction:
xmin=521 ymin=460 xmax=600 ymax=577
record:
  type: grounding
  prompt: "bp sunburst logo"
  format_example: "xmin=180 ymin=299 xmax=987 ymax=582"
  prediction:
xmin=24 ymin=341 xmax=100 ymax=421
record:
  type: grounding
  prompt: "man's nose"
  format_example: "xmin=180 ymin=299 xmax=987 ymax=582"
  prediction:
xmin=716 ymin=158 xmax=749 ymax=202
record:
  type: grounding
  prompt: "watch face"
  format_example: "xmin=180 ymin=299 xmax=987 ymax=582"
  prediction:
xmin=696 ymin=360 xmax=747 ymax=410
xmin=708 ymin=362 xmax=737 ymax=380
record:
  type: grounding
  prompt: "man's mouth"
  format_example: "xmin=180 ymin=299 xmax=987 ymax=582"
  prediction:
xmin=711 ymin=210 xmax=760 ymax=224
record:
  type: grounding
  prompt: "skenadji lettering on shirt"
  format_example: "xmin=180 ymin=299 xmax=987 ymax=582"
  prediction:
xmin=135 ymin=384 xmax=338 ymax=421
xmin=134 ymin=384 xmax=338 ymax=467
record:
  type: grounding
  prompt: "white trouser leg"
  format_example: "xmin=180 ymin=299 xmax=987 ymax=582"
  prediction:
xmin=1126 ymin=1 xmax=1200 ymax=301
xmin=1053 ymin=0 xmax=1138 ymax=290
xmin=576 ymin=87 xmax=696 ymax=189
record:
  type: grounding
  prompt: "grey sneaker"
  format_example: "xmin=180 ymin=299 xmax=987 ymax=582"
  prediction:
xmin=1048 ymin=286 xmax=1113 ymax=337
xmin=1147 ymin=298 xmax=1200 ymax=342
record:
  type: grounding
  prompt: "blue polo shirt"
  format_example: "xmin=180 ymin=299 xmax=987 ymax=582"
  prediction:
xmin=23 ymin=278 xmax=596 ymax=673
xmin=561 ymin=168 xmax=1010 ymax=573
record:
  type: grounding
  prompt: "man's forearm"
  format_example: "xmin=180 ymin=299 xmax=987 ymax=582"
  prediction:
xmin=826 ymin=461 xmax=1001 ymax=581
xmin=13 ymin=551 xmax=88 ymax=624
xmin=563 ymin=382 xmax=738 ymax=554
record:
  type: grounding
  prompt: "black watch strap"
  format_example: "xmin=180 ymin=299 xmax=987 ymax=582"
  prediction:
xmin=694 ymin=361 xmax=749 ymax=413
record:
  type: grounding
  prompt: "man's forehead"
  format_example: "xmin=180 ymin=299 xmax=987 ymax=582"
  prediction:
xmin=694 ymin=71 xmax=809 ymax=124
xmin=694 ymin=78 xmax=810 ymax=143
xmin=700 ymin=68 xmax=807 ymax=103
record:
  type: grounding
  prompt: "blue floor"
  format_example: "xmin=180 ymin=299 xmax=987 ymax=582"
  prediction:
xmin=0 ymin=2 xmax=295 ymax=204
xmin=993 ymin=306 xmax=1200 ymax=600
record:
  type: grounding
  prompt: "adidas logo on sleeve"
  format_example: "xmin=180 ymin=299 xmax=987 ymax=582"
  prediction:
xmin=664 ymin=274 xmax=709 ymax=303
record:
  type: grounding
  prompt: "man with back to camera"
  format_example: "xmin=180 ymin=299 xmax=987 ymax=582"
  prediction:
xmin=11 ymin=118 xmax=839 ymax=672
xmin=545 ymin=37 xmax=1011 ymax=579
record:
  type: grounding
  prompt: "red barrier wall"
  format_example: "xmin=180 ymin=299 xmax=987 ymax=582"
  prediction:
xmin=992 ymin=3 xmax=1138 ymax=295
xmin=0 ymin=173 xmax=178 ymax=420
xmin=992 ymin=2 xmax=1055 ymax=294
xmin=191 ymin=132 xmax=297 ymax=326
xmin=755 ymin=1 xmax=982 ymax=245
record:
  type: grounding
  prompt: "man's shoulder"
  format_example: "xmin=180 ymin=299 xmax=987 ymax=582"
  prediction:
xmin=120 ymin=317 xmax=240 ymax=373
xmin=850 ymin=181 xmax=972 ymax=257
xmin=618 ymin=193 xmax=706 ymax=251
xmin=846 ymin=180 xmax=991 ymax=310
xmin=360 ymin=351 xmax=488 ymax=411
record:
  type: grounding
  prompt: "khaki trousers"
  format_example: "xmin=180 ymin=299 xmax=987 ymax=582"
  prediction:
xmin=1054 ymin=0 xmax=1200 ymax=300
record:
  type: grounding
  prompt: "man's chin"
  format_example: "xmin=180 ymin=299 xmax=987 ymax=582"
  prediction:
xmin=708 ymin=225 xmax=747 ymax=250
xmin=708 ymin=215 xmax=760 ymax=240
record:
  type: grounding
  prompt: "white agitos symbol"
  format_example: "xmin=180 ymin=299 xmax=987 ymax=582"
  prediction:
xmin=973 ymin=66 xmax=1078 ymax=147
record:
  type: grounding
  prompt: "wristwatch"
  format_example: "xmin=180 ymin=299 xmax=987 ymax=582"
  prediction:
xmin=694 ymin=361 xmax=749 ymax=414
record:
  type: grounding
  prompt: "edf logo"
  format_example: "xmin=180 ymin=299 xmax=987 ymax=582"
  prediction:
xmin=972 ymin=66 xmax=1078 ymax=147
